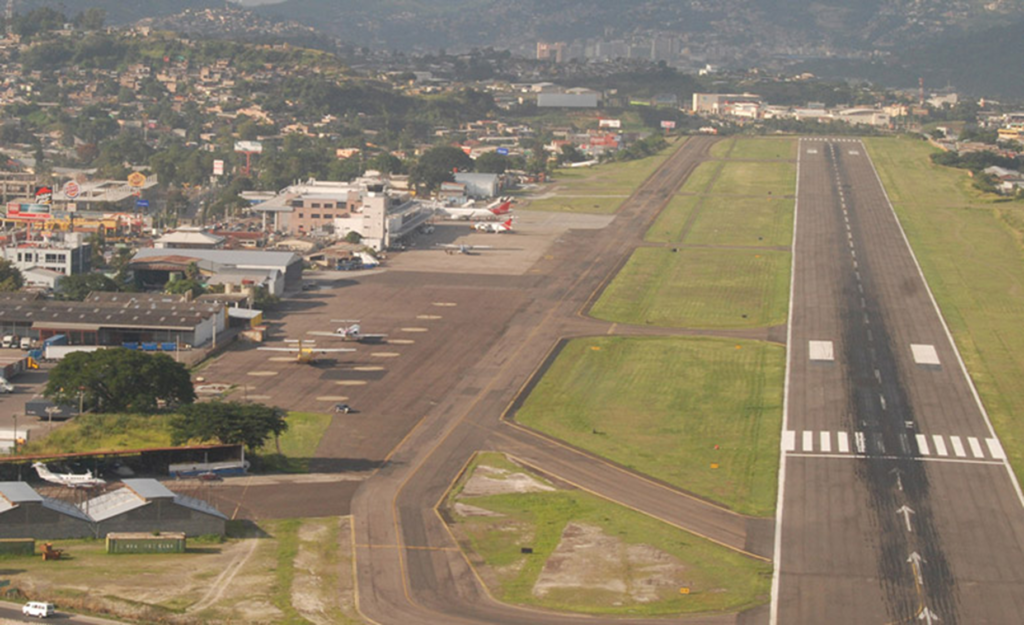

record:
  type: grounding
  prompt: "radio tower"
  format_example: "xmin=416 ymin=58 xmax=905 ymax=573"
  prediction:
xmin=5 ymin=0 xmax=13 ymax=39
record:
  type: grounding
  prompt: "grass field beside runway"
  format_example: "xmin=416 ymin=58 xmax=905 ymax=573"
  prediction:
xmin=708 ymin=160 xmax=796 ymax=197
xmin=590 ymin=247 xmax=790 ymax=328
xmin=445 ymin=453 xmax=771 ymax=616
xmin=516 ymin=338 xmax=784 ymax=516
xmin=866 ymin=137 xmax=1024 ymax=484
xmin=676 ymin=160 xmax=721 ymax=194
xmin=710 ymin=137 xmax=798 ymax=161
xmin=526 ymin=140 xmax=683 ymax=214
xmin=685 ymin=196 xmax=794 ymax=247
xmin=644 ymin=194 xmax=703 ymax=243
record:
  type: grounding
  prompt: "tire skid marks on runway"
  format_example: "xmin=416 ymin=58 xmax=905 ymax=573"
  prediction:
xmin=784 ymin=429 xmax=1003 ymax=461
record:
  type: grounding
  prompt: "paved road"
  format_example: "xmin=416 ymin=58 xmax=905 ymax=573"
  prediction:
xmin=350 ymin=136 xmax=773 ymax=624
xmin=773 ymin=138 xmax=1024 ymax=624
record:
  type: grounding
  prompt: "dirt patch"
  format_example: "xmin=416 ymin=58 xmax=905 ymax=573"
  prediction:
xmin=454 ymin=502 xmax=505 ymax=517
xmin=459 ymin=464 xmax=555 ymax=498
xmin=533 ymin=522 xmax=687 ymax=605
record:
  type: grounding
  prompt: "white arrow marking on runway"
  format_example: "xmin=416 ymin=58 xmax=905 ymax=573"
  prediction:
xmin=891 ymin=467 xmax=903 ymax=492
xmin=918 ymin=607 xmax=940 ymax=623
xmin=907 ymin=552 xmax=925 ymax=584
xmin=897 ymin=505 xmax=916 ymax=532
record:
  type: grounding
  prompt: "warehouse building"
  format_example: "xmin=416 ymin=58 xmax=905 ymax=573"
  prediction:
xmin=0 ymin=479 xmax=226 ymax=539
xmin=130 ymin=248 xmax=302 ymax=294
xmin=0 ymin=291 xmax=226 ymax=349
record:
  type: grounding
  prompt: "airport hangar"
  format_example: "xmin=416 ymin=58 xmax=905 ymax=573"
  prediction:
xmin=0 ymin=291 xmax=227 ymax=349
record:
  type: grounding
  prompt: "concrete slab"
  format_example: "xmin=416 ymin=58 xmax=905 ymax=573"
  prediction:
xmin=911 ymin=343 xmax=940 ymax=366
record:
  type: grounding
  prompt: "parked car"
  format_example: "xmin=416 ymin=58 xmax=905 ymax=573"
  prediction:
xmin=1 ymin=335 xmax=13 ymax=348
xmin=23 ymin=601 xmax=55 ymax=617
xmin=334 ymin=403 xmax=353 ymax=414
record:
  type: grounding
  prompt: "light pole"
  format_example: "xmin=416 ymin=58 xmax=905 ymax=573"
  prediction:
xmin=11 ymin=413 xmax=17 ymax=456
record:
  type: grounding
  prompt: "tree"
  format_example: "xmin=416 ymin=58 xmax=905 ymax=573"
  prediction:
xmin=474 ymin=151 xmax=508 ymax=174
xmin=45 ymin=349 xmax=195 ymax=413
xmin=0 ymin=259 xmax=22 ymax=291
xmin=55 ymin=273 xmax=119 ymax=301
xmin=409 ymin=146 xmax=473 ymax=193
xmin=170 ymin=401 xmax=288 ymax=453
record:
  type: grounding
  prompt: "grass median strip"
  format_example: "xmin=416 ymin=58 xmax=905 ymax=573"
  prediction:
xmin=685 ymin=195 xmax=794 ymax=248
xmin=444 ymin=452 xmax=771 ymax=616
xmin=516 ymin=337 xmax=784 ymax=516
xmin=591 ymin=247 xmax=790 ymax=328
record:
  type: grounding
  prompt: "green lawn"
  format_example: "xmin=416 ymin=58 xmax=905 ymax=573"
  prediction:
xmin=865 ymin=137 xmax=1024 ymax=484
xmin=685 ymin=196 xmax=794 ymax=248
xmin=447 ymin=453 xmax=771 ymax=616
xmin=644 ymin=194 xmax=703 ymax=243
xmin=21 ymin=410 xmax=331 ymax=473
xmin=677 ymin=160 xmax=722 ymax=195
xmin=708 ymin=161 xmax=796 ymax=197
xmin=516 ymin=337 xmax=784 ymax=516
xmin=525 ymin=140 xmax=683 ymax=214
xmin=727 ymin=138 xmax=798 ymax=161
xmin=525 ymin=194 xmax=629 ymax=214
xmin=591 ymin=247 xmax=790 ymax=328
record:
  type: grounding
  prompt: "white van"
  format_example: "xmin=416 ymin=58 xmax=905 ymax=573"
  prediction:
xmin=19 ymin=337 xmax=32 ymax=350
xmin=22 ymin=601 xmax=55 ymax=617
xmin=1 ymin=335 xmax=13 ymax=348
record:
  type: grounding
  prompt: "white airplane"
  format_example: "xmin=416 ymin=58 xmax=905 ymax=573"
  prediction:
xmin=308 ymin=321 xmax=388 ymax=343
xmin=474 ymin=217 xmax=514 ymax=233
xmin=258 ymin=339 xmax=355 ymax=364
xmin=33 ymin=462 xmax=106 ymax=489
xmin=438 ymin=199 xmax=513 ymax=221
xmin=436 ymin=243 xmax=494 ymax=255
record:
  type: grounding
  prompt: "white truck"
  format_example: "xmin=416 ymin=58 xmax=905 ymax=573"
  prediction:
xmin=44 ymin=345 xmax=105 ymax=361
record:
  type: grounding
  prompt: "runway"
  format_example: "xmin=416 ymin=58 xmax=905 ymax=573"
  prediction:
xmin=772 ymin=138 xmax=1024 ymax=623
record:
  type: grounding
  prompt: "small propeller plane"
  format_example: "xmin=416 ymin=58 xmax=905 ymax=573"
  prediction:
xmin=435 ymin=243 xmax=494 ymax=255
xmin=473 ymin=217 xmax=514 ymax=233
xmin=33 ymin=462 xmax=106 ymax=489
xmin=308 ymin=321 xmax=388 ymax=343
xmin=258 ymin=339 xmax=355 ymax=364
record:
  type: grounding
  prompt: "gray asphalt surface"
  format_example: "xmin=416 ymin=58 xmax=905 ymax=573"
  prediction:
xmin=773 ymin=138 xmax=1024 ymax=624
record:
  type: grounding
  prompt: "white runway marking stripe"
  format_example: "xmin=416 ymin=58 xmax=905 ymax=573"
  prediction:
xmin=916 ymin=434 xmax=930 ymax=456
xmin=987 ymin=438 xmax=1007 ymax=460
xmin=782 ymin=430 xmax=1001 ymax=460
xmin=968 ymin=437 xmax=984 ymax=458
xmin=783 ymin=430 xmax=796 ymax=452
xmin=837 ymin=431 xmax=849 ymax=453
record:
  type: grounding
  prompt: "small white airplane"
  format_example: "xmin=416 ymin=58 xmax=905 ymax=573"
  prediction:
xmin=33 ymin=462 xmax=106 ymax=489
xmin=436 ymin=243 xmax=494 ymax=255
xmin=308 ymin=321 xmax=388 ymax=343
xmin=438 ymin=199 xmax=513 ymax=221
xmin=258 ymin=339 xmax=355 ymax=364
xmin=474 ymin=217 xmax=514 ymax=233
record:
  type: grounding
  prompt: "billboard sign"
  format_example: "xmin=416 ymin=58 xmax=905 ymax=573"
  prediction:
xmin=127 ymin=172 xmax=147 ymax=188
xmin=34 ymin=186 xmax=53 ymax=205
xmin=6 ymin=203 xmax=53 ymax=222
xmin=599 ymin=118 xmax=622 ymax=129
xmin=213 ymin=159 xmax=224 ymax=176
xmin=660 ymin=120 xmax=677 ymax=130
xmin=234 ymin=141 xmax=263 ymax=153
xmin=62 ymin=180 xmax=80 ymax=200
xmin=135 ymin=199 xmax=150 ymax=209
xmin=496 ymin=147 xmax=509 ymax=156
